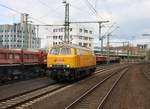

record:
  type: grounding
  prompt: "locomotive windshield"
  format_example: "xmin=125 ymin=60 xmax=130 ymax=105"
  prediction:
xmin=50 ymin=47 xmax=71 ymax=55
xmin=50 ymin=48 xmax=60 ymax=55
xmin=60 ymin=48 xmax=71 ymax=54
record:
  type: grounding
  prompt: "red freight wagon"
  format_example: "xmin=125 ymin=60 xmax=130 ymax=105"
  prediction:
xmin=96 ymin=55 xmax=107 ymax=64
xmin=0 ymin=48 xmax=47 ymax=83
xmin=95 ymin=55 xmax=120 ymax=64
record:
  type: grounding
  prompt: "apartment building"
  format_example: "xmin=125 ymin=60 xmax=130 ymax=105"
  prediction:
xmin=0 ymin=13 xmax=41 ymax=49
xmin=46 ymin=24 xmax=94 ymax=49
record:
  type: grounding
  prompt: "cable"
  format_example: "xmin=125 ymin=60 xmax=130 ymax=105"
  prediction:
xmin=69 ymin=4 xmax=95 ymax=17
xmin=0 ymin=3 xmax=21 ymax=14
xmin=84 ymin=0 xmax=103 ymax=20
xmin=37 ymin=0 xmax=63 ymax=17
xmin=0 ymin=3 xmax=48 ymax=24
xmin=103 ymin=23 xmax=119 ymax=38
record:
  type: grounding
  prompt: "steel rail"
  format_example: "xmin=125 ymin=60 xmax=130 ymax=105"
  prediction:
xmin=143 ymin=72 xmax=150 ymax=81
xmin=0 ymin=64 xmax=126 ymax=109
xmin=0 ymin=83 xmax=68 ymax=109
xmin=0 ymin=65 xmax=118 ymax=109
xmin=0 ymin=81 xmax=56 ymax=102
xmin=65 ymin=67 xmax=127 ymax=109
xmin=97 ymin=68 xmax=128 ymax=109
xmin=17 ymin=65 xmax=126 ymax=109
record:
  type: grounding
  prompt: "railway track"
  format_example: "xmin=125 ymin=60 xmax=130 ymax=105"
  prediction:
xmin=0 ymin=63 xmax=116 ymax=87
xmin=142 ymin=64 xmax=150 ymax=81
xmin=0 ymin=83 xmax=69 ymax=109
xmin=143 ymin=71 xmax=150 ymax=81
xmin=0 ymin=64 xmax=115 ymax=101
xmin=0 ymin=65 xmax=120 ymax=109
xmin=65 ymin=67 xmax=128 ymax=109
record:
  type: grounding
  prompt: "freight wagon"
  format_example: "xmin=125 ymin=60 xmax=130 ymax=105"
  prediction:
xmin=0 ymin=48 xmax=47 ymax=83
xmin=95 ymin=54 xmax=120 ymax=64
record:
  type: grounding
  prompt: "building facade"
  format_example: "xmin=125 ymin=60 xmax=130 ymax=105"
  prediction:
xmin=0 ymin=14 xmax=41 ymax=49
xmin=46 ymin=24 xmax=94 ymax=49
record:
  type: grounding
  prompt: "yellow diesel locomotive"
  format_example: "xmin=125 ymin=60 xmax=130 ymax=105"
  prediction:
xmin=47 ymin=44 xmax=96 ymax=81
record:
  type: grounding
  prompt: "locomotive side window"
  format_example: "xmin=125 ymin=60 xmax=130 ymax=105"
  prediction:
xmin=60 ymin=48 xmax=71 ymax=55
xmin=50 ymin=48 xmax=60 ymax=55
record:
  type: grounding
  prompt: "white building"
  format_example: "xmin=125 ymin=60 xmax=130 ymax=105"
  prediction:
xmin=0 ymin=14 xmax=41 ymax=49
xmin=46 ymin=24 xmax=94 ymax=49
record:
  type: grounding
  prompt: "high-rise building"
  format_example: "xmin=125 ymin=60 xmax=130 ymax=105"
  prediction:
xmin=0 ymin=13 xmax=41 ymax=49
xmin=46 ymin=24 xmax=94 ymax=49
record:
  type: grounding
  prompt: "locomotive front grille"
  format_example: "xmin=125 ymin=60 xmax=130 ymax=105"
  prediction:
xmin=52 ymin=64 xmax=67 ymax=68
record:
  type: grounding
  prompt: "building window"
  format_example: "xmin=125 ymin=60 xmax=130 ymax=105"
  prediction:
xmin=89 ymin=38 xmax=92 ymax=41
xmin=59 ymin=35 xmax=61 ymax=39
xmin=58 ymin=28 xmax=61 ymax=32
xmin=84 ymin=37 xmax=88 ymax=40
xmin=89 ymin=44 xmax=91 ymax=47
xmin=53 ymin=36 xmax=57 ymax=39
xmin=70 ymin=28 xmax=72 ymax=31
xmin=89 ymin=31 xmax=92 ymax=34
xmin=79 ymin=29 xmax=82 ymax=33
xmin=84 ymin=30 xmax=88 ymax=33
xmin=53 ymin=29 xmax=55 ymax=32
xmin=79 ymin=42 xmax=82 ymax=46
xmin=60 ymin=36 xmax=63 ymax=40
xmin=61 ymin=28 xmax=64 ymax=32
xmin=83 ymin=43 xmax=88 ymax=47
xmin=79 ymin=36 xmax=82 ymax=39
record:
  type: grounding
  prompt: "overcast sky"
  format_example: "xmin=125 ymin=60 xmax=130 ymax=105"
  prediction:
xmin=0 ymin=0 xmax=150 ymax=47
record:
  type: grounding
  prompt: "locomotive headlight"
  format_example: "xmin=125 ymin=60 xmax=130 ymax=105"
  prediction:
xmin=66 ymin=65 xmax=70 ymax=68
xmin=48 ymin=64 xmax=52 ymax=67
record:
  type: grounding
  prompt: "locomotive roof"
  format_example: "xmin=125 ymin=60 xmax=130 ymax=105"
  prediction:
xmin=52 ymin=43 xmax=92 ymax=51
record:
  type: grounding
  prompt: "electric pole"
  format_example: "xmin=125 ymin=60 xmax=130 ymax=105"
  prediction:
xmin=63 ymin=0 xmax=70 ymax=43
xmin=105 ymin=26 xmax=119 ymax=64
xmin=127 ymin=41 xmax=130 ymax=63
xmin=107 ymin=33 xmax=110 ymax=64
xmin=24 ymin=13 xmax=29 ymax=49
xmin=98 ymin=22 xmax=104 ymax=55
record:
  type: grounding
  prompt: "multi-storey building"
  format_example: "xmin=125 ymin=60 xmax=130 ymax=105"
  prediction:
xmin=46 ymin=24 xmax=94 ymax=49
xmin=0 ymin=13 xmax=41 ymax=49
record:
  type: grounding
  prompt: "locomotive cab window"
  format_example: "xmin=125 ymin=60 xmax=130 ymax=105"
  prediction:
xmin=50 ymin=47 xmax=71 ymax=55
xmin=60 ymin=48 xmax=71 ymax=55
xmin=50 ymin=48 xmax=60 ymax=55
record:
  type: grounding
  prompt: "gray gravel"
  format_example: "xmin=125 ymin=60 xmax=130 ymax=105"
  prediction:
xmin=16 ymin=66 xmax=124 ymax=109
xmin=102 ymin=64 xmax=150 ymax=109
xmin=0 ymin=77 xmax=54 ymax=101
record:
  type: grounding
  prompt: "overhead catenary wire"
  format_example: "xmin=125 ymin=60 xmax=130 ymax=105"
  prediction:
xmin=36 ymin=0 xmax=64 ymax=18
xmin=102 ymin=22 xmax=117 ymax=37
xmin=0 ymin=3 xmax=21 ymax=14
xmin=69 ymin=4 xmax=96 ymax=17
xmin=0 ymin=3 xmax=48 ymax=25
xmin=83 ymin=0 xmax=104 ymax=20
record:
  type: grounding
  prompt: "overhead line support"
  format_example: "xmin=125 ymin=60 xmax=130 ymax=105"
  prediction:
xmin=70 ymin=20 xmax=109 ymax=54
